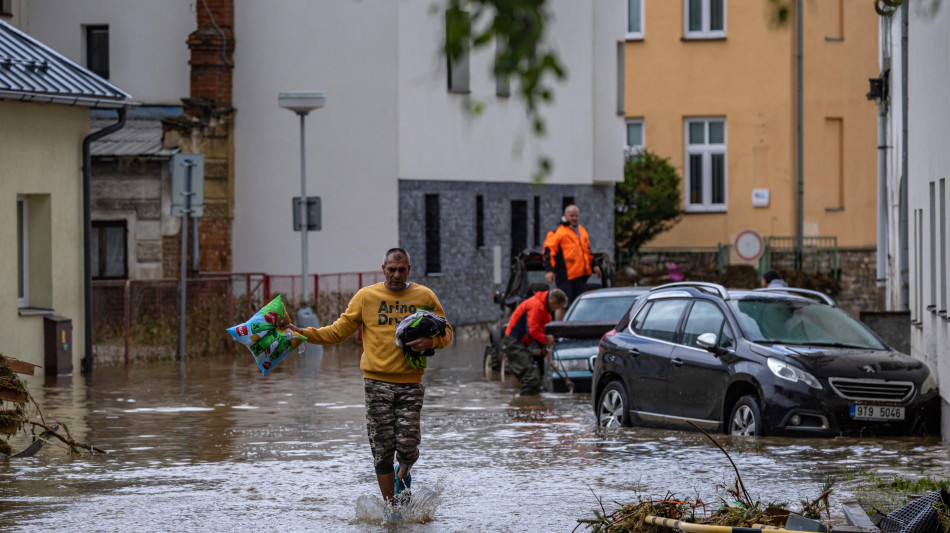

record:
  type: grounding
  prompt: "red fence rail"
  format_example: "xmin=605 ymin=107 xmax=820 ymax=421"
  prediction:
xmin=93 ymin=271 xmax=383 ymax=364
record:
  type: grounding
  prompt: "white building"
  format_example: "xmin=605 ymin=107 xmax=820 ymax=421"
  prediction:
xmin=878 ymin=1 xmax=949 ymax=440
xmin=15 ymin=0 xmax=626 ymax=324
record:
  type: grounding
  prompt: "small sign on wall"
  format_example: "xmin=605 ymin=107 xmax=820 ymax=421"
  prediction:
xmin=752 ymin=189 xmax=770 ymax=207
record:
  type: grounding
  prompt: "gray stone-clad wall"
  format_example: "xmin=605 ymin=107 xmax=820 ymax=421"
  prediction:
xmin=399 ymin=179 xmax=614 ymax=325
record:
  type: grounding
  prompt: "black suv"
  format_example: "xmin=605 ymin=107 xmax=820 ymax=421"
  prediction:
xmin=592 ymin=282 xmax=939 ymax=437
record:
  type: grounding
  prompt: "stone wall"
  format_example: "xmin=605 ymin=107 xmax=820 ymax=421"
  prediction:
xmin=91 ymin=157 xmax=168 ymax=280
xmin=398 ymin=179 xmax=615 ymax=326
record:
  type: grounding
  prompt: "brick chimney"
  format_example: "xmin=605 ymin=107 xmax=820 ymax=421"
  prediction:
xmin=162 ymin=0 xmax=235 ymax=276
xmin=186 ymin=0 xmax=234 ymax=112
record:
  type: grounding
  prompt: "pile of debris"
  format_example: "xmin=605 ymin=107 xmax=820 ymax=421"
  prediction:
xmin=1 ymin=354 xmax=105 ymax=458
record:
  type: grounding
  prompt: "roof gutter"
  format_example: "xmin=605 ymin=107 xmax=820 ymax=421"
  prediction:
xmin=81 ymin=107 xmax=127 ymax=373
xmin=0 ymin=90 xmax=130 ymax=109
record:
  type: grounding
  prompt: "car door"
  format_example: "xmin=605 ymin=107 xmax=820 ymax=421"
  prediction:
xmin=622 ymin=298 xmax=690 ymax=416
xmin=667 ymin=300 xmax=733 ymax=427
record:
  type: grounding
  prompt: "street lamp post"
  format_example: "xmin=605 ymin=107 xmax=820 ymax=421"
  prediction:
xmin=279 ymin=91 xmax=326 ymax=305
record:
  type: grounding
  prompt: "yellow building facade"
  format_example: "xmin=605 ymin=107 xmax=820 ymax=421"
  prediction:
xmin=625 ymin=0 xmax=878 ymax=254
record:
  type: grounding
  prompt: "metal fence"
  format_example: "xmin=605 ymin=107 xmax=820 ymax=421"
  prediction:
xmin=92 ymin=271 xmax=383 ymax=364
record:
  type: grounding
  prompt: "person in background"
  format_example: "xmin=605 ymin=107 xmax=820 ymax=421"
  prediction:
xmin=762 ymin=269 xmax=789 ymax=288
xmin=667 ymin=263 xmax=685 ymax=282
xmin=500 ymin=289 xmax=568 ymax=396
xmin=283 ymin=248 xmax=452 ymax=505
xmin=544 ymin=205 xmax=602 ymax=316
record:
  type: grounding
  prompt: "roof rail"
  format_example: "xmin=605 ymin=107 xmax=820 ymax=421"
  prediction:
xmin=650 ymin=282 xmax=729 ymax=300
xmin=753 ymin=287 xmax=836 ymax=307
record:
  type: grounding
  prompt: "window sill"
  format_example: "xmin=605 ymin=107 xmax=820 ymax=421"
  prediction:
xmin=625 ymin=35 xmax=644 ymax=42
xmin=685 ymin=207 xmax=727 ymax=214
xmin=825 ymin=37 xmax=844 ymax=42
xmin=426 ymin=272 xmax=443 ymax=277
xmin=447 ymin=89 xmax=471 ymax=95
xmin=825 ymin=207 xmax=844 ymax=212
xmin=18 ymin=307 xmax=55 ymax=317
xmin=681 ymin=35 xmax=727 ymax=42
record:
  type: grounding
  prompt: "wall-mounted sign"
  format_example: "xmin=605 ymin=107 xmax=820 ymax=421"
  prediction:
xmin=734 ymin=229 xmax=765 ymax=262
xmin=752 ymin=188 xmax=770 ymax=207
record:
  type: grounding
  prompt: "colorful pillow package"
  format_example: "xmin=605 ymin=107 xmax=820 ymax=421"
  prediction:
xmin=226 ymin=295 xmax=307 ymax=376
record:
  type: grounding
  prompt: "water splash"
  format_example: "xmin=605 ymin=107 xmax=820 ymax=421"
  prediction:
xmin=354 ymin=486 xmax=442 ymax=524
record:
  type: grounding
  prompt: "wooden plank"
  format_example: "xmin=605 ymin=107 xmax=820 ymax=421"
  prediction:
xmin=4 ymin=358 xmax=37 ymax=376
xmin=0 ymin=388 xmax=28 ymax=404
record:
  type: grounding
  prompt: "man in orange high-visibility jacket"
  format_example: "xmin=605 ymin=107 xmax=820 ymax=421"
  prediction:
xmin=501 ymin=289 xmax=568 ymax=395
xmin=544 ymin=204 xmax=602 ymax=311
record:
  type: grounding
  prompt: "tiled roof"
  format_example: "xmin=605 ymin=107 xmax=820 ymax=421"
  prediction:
xmin=90 ymin=116 xmax=178 ymax=157
xmin=0 ymin=19 xmax=132 ymax=108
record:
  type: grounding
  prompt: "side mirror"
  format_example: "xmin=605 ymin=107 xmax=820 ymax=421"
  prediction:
xmin=696 ymin=332 xmax=719 ymax=352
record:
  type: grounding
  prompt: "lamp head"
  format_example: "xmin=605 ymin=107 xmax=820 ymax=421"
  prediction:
xmin=278 ymin=91 xmax=327 ymax=114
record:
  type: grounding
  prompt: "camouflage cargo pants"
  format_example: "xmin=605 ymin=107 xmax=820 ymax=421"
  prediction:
xmin=364 ymin=378 xmax=425 ymax=475
xmin=501 ymin=336 xmax=542 ymax=395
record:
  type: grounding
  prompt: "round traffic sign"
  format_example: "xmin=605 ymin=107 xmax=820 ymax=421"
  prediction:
xmin=734 ymin=229 xmax=765 ymax=262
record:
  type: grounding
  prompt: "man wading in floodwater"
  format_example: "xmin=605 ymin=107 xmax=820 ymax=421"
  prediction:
xmin=283 ymin=248 xmax=453 ymax=504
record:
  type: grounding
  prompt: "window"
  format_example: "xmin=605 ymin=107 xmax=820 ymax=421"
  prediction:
xmin=0 ymin=0 xmax=13 ymax=16
xmin=17 ymin=197 xmax=28 ymax=308
xmin=682 ymin=301 xmax=725 ymax=348
xmin=823 ymin=0 xmax=844 ymax=41
xmin=85 ymin=25 xmax=109 ymax=79
xmin=625 ymin=119 xmax=644 ymax=159
xmin=91 ymin=221 xmax=127 ymax=279
xmin=684 ymin=118 xmax=727 ymax=212
xmin=636 ymin=299 xmax=689 ymax=343
xmin=684 ymin=0 xmax=725 ymax=39
xmin=495 ymin=37 xmax=510 ymax=97
xmin=446 ymin=10 xmax=470 ymax=93
xmin=823 ymin=118 xmax=844 ymax=211
xmin=533 ymin=196 xmax=541 ymax=247
xmin=425 ymin=194 xmax=441 ymax=274
xmin=476 ymin=195 xmax=485 ymax=248
xmin=510 ymin=200 xmax=527 ymax=266
xmin=627 ymin=0 xmax=644 ymax=39
xmin=561 ymin=196 xmax=574 ymax=213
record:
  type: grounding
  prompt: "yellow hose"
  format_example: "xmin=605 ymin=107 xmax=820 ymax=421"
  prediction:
xmin=644 ymin=515 xmax=817 ymax=533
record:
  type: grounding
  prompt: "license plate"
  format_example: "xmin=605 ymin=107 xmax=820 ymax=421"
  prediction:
xmin=850 ymin=404 xmax=905 ymax=421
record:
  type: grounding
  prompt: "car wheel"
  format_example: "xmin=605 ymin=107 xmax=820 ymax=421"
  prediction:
xmin=598 ymin=381 xmax=630 ymax=427
xmin=728 ymin=395 xmax=763 ymax=437
xmin=500 ymin=355 xmax=508 ymax=380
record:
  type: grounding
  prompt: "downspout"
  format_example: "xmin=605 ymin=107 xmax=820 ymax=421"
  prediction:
xmin=795 ymin=0 xmax=804 ymax=271
xmin=899 ymin=2 xmax=909 ymax=310
xmin=876 ymin=75 xmax=888 ymax=305
xmin=81 ymin=107 xmax=127 ymax=373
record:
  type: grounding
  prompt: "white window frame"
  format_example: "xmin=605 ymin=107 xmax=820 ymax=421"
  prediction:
xmin=683 ymin=0 xmax=726 ymax=40
xmin=17 ymin=196 xmax=28 ymax=308
xmin=684 ymin=117 xmax=727 ymax=212
xmin=626 ymin=0 xmax=644 ymax=40
xmin=625 ymin=118 xmax=644 ymax=159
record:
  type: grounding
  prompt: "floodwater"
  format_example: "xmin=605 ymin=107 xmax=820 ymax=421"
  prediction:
xmin=2 ymin=338 xmax=949 ymax=532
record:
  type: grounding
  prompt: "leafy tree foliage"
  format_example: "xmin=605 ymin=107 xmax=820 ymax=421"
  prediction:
xmin=615 ymin=150 xmax=685 ymax=253
xmin=445 ymin=0 xmax=565 ymax=180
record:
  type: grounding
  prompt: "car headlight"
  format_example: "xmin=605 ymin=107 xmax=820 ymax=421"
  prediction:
xmin=767 ymin=357 xmax=822 ymax=390
xmin=554 ymin=358 xmax=590 ymax=372
xmin=921 ymin=367 xmax=938 ymax=395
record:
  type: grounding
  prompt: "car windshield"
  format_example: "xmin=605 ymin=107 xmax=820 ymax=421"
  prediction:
xmin=565 ymin=295 xmax=640 ymax=322
xmin=729 ymin=298 xmax=886 ymax=349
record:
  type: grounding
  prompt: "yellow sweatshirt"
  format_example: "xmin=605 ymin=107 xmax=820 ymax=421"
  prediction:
xmin=299 ymin=282 xmax=453 ymax=383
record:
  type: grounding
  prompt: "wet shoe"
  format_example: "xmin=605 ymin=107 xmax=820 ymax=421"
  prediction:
xmin=394 ymin=464 xmax=412 ymax=496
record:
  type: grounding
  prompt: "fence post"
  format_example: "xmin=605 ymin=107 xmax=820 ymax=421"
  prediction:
xmin=227 ymin=278 xmax=234 ymax=356
xmin=314 ymin=274 xmax=320 ymax=312
xmin=124 ymin=279 xmax=131 ymax=366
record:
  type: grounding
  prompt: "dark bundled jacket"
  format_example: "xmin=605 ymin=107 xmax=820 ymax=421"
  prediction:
xmin=504 ymin=290 xmax=554 ymax=346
